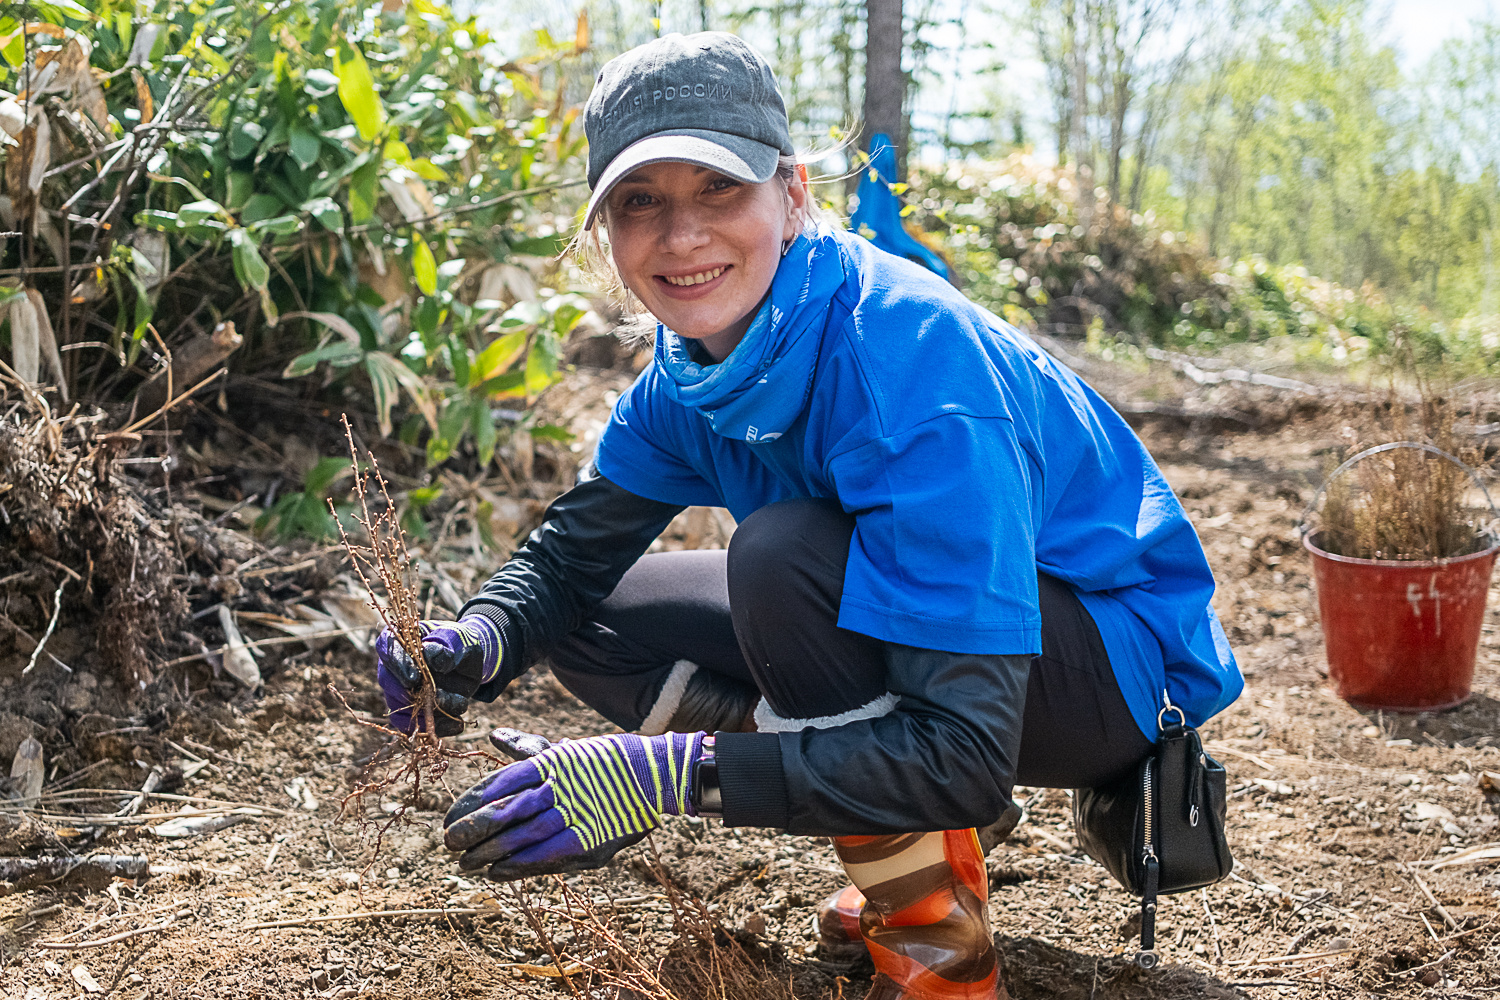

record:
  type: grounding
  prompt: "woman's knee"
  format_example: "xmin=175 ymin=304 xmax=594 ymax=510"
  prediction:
xmin=727 ymin=497 xmax=853 ymax=596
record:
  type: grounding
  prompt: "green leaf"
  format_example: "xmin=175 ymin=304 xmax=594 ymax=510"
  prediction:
xmin=367 ymin=350 xmax=438 ymax=430
xmin=414 ymin=295 xmax=443 ymax=350
xmin=529 ymin=423 xmax=576 ymax=444
xmin=472 ymin=400 xmax=497 ymax=468
xmin=135 ymin=210 xmax=183 ymax=232
xmin=249 ymin=215 xmax=304 ymax=236
xmin=473 ymin=330 xmax=528 ymax=384
xmin=409 ymin=157 xmax=449 ymax=182
xmin=178 ymin=200 xmax=227 ymax=225
xmin=365 ymin=353 xmax=399 ymax=437
xmin=426 ymin=399 xmax=470 ymax=466
xmin=407 ymin=485 xmax=444 ymax=508
xmin=302 ymin=197 xmax=342 ymax=232
xmin=126 ymin=270 xmax=153 ymax=362
xmin=348 ymin=160 xmax=379 ymax=223
xmin=226 ymin=170 xmax=256 ymax=210
xmin=289 ymin=124 xmax=322 ymax=169
xmin=523 ymin=339 xmax=559 ymax=398
xmin=334 ymin=40 xmax=385 ymax=143
xmin=240 ymin=193 xmax=287 ymax=225
xmin=383 ymin=139 xmax=412 ymax=164
xmin=508 ymin=233 xmax=569 ymax=258
xmin=546 ymin=294 xmax=589 ymax=336
xmin=229 ymin=121 xmax=266 ymax=160
xmin=304 ymin=456 xmax=353 ymax=496
xmin=304 ymin=68 xmax=339 ymax=98
xmin=283 ymin=341 xmax=363 ymax=377
xmin=412 ymin=237 xmax=437 ymax=296
xmin=2 ymin=31 xmax=24 ymax=69
xmin=230 ymin=230 xmax=270 ymax=290
xmin=280 ymin=310 xmax=363 ymax=345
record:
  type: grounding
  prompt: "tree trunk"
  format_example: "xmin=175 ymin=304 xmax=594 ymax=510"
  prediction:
xmin=864 ymin=0 xmax=906 ymax=173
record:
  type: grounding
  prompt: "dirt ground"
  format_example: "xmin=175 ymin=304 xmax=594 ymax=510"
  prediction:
xmin=2 ymin=366 xmax=1499 ymax=1000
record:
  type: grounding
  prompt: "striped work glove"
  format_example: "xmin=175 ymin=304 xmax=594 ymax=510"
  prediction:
xmin=374 ymin=617 xmax=503 ymax=737
xmin=443 ymin=727 xmax=704 ymax=881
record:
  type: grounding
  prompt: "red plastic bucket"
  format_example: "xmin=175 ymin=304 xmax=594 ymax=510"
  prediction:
xmin=1304 ymin=532 xmax=1498 ymax=711
xmin=1302 ymin=442 xmax=1500 ymax=712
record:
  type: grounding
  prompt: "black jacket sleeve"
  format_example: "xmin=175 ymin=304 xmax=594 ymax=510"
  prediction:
xmin=715 ymin=644 xmax=1031 ymax=835
xmin=458 ymin=464 xmax=684 ymax=700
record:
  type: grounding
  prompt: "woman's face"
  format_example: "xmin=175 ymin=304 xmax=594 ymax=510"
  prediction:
xmin=604 ymin=161 xmax=807 ymax=361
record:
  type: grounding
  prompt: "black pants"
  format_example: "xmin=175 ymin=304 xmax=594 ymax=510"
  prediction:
xmin=548 ymin=499 xmax=1152 ymax=790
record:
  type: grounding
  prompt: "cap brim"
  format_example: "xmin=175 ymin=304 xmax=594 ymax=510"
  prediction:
xmin=583 ymin=130 xmax=781 ymax=229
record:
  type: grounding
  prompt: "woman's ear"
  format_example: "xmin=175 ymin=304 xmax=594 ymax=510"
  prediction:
xmin=782 ymin=163 xmax=810 ymax=241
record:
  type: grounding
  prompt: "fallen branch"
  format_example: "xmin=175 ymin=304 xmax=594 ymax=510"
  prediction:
xmin=245 ymin=907 xmax=501 ymax=930
xmin=0 ymin=855 xmax=148 ymax=897
xmin=1143 ymin=346 xmax=1322 ymax=395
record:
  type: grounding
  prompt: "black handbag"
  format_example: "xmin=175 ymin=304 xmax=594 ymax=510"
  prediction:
xmin=1072 ymin=699 xmax=1233 ymax=968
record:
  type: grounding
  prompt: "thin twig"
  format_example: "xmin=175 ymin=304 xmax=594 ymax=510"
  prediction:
xmin=345 ymin=178 xmax=587 ymax=234
xmin=160 ymin=626 xmax=372 ymax=668
xmin=118 ymin=367 xmax=226 ymax=434
xmin=1202 ymin=889 xmax=1223 ymax=962
xmin=36 ymin=919 xmax=174 ymax=950
xmin=21 ymin=578 xmax=66 ymax=675
xmin=1401 ymin=863 xmax=1461 ymax=931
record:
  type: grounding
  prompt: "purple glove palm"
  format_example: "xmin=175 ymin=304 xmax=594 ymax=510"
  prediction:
xmin=443 ymin=727 xmax=704 ymax=881
xmin=375 ymin=617 xmax=503 ymax=737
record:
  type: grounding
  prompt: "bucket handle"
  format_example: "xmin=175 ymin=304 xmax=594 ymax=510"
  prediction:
xmin=1298 ymin=441 xmax=1500 ymax=539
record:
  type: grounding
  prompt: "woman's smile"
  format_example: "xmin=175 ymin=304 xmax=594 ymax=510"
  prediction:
xmin=655 ymin=264 xmax=732 ymax=297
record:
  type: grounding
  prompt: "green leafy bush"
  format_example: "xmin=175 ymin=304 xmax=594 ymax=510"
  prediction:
xmin=0 ymin=0 xmax=593 ymax=477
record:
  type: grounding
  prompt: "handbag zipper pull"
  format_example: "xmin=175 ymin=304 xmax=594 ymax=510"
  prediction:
xmin=1188 ymin=752 xmax=1203 ymax=827
xmin=1137 ymin=853 xmax=1160 ymax=969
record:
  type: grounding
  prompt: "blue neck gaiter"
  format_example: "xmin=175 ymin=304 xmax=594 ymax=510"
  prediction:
xmin=652 ymin=226 xmax=845 ymax=444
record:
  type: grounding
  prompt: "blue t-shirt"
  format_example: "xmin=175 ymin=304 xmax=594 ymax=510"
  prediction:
xmin=595 ymin=226 xmax=1241 ymax=739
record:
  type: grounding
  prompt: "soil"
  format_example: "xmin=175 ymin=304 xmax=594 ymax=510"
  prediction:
xmin=2 ymin=367 xmax=1499 ymax=1000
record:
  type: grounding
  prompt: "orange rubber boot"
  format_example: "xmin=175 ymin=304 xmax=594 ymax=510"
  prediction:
xmin=831 ymin=830 xmax=1004 ymax=1000
xmin=815 ymin=885 xmax=868 ymax=961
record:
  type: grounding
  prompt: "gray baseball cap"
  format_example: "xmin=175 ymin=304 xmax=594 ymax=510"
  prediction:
xmin=582 ymin=32 xmax=794 ymax=229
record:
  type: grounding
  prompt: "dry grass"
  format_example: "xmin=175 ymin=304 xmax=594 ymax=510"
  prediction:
xmin=506 ymin=849 xmax=822 ymax=1000
xmin=1317 ymin=369 xmax=1495 ymax=560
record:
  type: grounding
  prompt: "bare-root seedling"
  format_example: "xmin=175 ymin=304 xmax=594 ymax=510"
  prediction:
xmin=1319 ymin=360 xmax=1495 ymax=560
xmin=329 ymin=415 xmax=496 ymax=866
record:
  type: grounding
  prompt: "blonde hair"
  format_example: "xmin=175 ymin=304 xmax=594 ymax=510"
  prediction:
xmin=570 ymin=154 xmax=842 ymax=343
